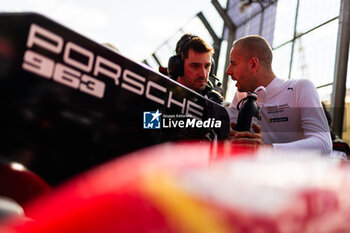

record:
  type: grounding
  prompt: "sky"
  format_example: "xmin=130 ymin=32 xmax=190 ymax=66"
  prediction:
xmin=2 ymin=0 xmax=227 ymax=63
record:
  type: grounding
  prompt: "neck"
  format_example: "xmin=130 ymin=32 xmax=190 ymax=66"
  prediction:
xmin=256 ymin=69 xmax=275 ymax=88
xmin=262 ymin=74 xmax=275 ymax=87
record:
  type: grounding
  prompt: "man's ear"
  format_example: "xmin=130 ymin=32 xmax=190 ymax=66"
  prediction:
xmin=249 ymin=57 xmax=259 ymax=73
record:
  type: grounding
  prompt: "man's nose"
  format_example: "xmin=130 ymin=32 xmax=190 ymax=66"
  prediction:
xmin=199 ymin=66 xmax=207 ymax=77
xmin=226 ymin=66 xmax=231 ymax=75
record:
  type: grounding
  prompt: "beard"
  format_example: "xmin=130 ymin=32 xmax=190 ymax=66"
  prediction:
xmin=194 ymin=77 xmax=207 ymax=90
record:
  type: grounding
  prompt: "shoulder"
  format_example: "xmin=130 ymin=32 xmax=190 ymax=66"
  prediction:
xmin=292 ymin=79 xmax=321 ymax=106
xmin=294 ymin=79 xmax=316 ymax=89
xmin=282 ymin=78 xmax=313 ymax=86
xmin=282 ymin=79 xmax=316 ymax=93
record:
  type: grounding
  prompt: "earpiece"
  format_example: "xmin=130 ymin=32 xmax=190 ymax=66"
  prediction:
xmin=167 ymin=54 xmax=184 ymax=78
xmin=168 ymin=34 xmax=198 ymax=79
xmin=208 ymin=59 xmax=222 ymax=87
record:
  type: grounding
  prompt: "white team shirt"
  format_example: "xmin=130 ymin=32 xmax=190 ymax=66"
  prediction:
xmin=226 ymin=77 xmax=332 ymax=153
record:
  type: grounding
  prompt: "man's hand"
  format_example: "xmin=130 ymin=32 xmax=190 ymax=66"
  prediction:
xmin=228 ymin=122 xmax=268 ymax=147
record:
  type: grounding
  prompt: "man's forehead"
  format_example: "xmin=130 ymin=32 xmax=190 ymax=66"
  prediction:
xmin=186 ymin=50 xmax=211 ymax=63
xmin=230 ymin=46 xmax=241 ymax=60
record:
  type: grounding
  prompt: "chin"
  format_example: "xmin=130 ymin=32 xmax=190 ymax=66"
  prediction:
xmin=237 ymin=86 xmax=247 ymax=92
xmin=198 ymin=85 xmax=206 ymax=91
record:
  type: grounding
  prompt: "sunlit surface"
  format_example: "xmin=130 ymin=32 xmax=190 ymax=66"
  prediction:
xmin=10 ymin=163 xmax=26 ymax=172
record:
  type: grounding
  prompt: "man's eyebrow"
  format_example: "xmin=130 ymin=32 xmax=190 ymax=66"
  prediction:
xmin=189 ymin=62 xmax=201 ymax=65
xmin=189 ymin=61 xmax=211 ymax=64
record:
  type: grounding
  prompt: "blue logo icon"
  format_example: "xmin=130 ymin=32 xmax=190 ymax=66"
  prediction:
xmin=143 ymin=110 xmax=162 ymax=129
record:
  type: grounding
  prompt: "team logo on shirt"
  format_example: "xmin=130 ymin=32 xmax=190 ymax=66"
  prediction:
xmin=266 ymin=104 xmax=290 ymax=114
xmin=269 ymin=117 xmax=288 ymax=123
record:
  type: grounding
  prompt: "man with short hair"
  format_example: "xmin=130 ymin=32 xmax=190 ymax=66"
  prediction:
xmin=168 ymin=33 xmax=223 ymax=104
xmin=226 ymin=35 xmax=332 ymax=153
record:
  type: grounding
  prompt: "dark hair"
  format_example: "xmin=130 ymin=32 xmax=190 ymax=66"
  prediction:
xmin=176 ymin=33 xmax=214 ymax=58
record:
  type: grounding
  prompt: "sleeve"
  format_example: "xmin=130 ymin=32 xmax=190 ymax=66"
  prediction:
xmin=272 ymin=79 xmax=332 ymax=154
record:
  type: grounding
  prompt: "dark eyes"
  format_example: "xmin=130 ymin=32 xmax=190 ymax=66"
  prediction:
xmin=191 ymin=63 xmax=201 ymax=68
